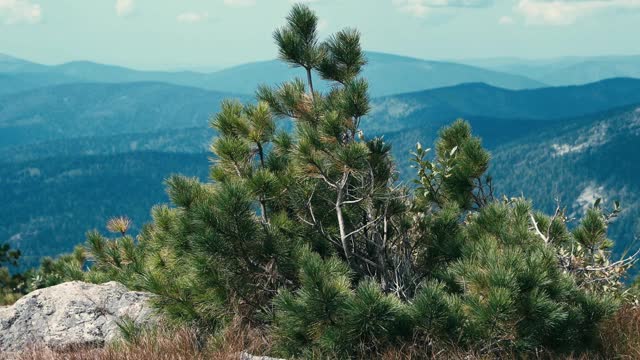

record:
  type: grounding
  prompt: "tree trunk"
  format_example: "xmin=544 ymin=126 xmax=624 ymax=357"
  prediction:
xmin=256 ymin=141 xmax=268 ymax=223
xmin=306 ymin=67 xmax=314 ymax=98
xmin=367 ymin=201 xmax=388 ymax=289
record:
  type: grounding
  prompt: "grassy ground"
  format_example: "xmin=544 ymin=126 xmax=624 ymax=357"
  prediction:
xmin=3 ymin=306 xmax=640 ymax=360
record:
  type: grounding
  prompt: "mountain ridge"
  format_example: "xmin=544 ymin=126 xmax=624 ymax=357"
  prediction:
xmin=4 ymin=78 xmax=640 ymax=151
xmin=461 ymin=55 xmax=640 ymax=86
xmin=0 ymin=51 xmax=545 ymax=97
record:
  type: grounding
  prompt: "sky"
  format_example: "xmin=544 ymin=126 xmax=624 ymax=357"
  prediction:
xmin=0 ymin=0 xmax=639 ymax=70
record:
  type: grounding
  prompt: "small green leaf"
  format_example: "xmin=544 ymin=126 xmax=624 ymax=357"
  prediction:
xmin=594 ymin=198 xmax=601 ymax=208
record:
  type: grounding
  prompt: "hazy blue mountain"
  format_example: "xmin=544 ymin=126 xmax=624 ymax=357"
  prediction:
xmin=0 ymin=52 xmax=544 ymax=97
xmin=0 ymin=72 xmax=82 ymax=96
xmin=460 ymin=56 xmax=594 ymax=75
xmin=0 ymin=53 xmax=206 ymax=89
xmin=50 ymin=61 xmax=209 ymax=89
xmin=0 ymin=54 xmax=48 ymax=73
xmin=202 ymin=52 xmax=545 ymax=96
xmin=365 ymin=78 xmax=640 ymax=136
xmin=538 ymin=57 xmax=640 ymax=86
xmin=462 ymin=55 xmax=640 ymax=86
xmin=4 ymin=78 xmax=638 ymax=151
xmin=0 ymin=82 xmax=244 ymax=148
xmin=0 ymin=54 xmax=84 ymax=93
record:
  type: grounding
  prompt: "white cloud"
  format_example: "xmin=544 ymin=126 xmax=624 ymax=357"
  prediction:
xmin=499 ymin=15 xmax=515 ymax=24
xmin=115 ymin=0 xmax=134 ymax=17
xmin=177 ymin=11 xmax=209 ymax=23
xmin=0 ymin=0 xmax=41 ymax=24
xmin=223 ymin=0 xmax=256 ymax=7
xmin=516 ymin=0 xmax=640 ymax=25
xmin=393 ymin=0 xmax=492 ymax=17
xmin=393 ymin=0 xmax=429 ymax=16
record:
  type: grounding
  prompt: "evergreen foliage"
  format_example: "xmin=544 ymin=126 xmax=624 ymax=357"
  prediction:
xmin=25 ymin=5 xmax=639 ymax=358
xmin=0 ymin=243 xmax=28 ymax=305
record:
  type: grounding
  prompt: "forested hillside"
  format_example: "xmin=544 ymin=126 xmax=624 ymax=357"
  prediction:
xmin=367 ymin=78 xmax=640 ymax=135
xmin=0 ymin=127 xmax=211 ymax=163
xmin=0 ymin=152 xmax=209 ymax=268
xmin=491 ymin=105 xmax=640 ymax=253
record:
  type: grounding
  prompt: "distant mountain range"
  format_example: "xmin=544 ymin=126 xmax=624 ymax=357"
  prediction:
xmin=0 ymin=82 xmax=243 ymax=148
xmin=461 ymin=55 xmax=640 ymax=86
xmin=5 ymin=52 xmax=640 ymax=97
xmin=367 ymin=78 xmax=640 ymax=146
xmin=2 ymin=52 xmax=640 ymax=270
xmin=4 ymin=78 xmax=640 ymax=153
xmin=205 ymin=52 xmax=546 ymax=96
xmin=1 ymin=52 xmax=544 ymax=97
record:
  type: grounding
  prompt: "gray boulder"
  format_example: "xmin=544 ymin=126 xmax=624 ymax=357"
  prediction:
xmin=0 ymin=281 xmax=156 ymax=353
xmin=240 ymin=352 xmax=285 ymax=360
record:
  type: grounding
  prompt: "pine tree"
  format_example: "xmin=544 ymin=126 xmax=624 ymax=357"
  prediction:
xmin=0 ymin=242 xmax=20 ymax=268
xmin=0 ymin=242 xmax=26 ymax=305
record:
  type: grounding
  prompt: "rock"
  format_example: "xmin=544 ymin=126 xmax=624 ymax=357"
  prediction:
xmin=0 ymin=281 xmax=156 ymax=353
xmin=240 ymin=352 xmax=285 ymax=360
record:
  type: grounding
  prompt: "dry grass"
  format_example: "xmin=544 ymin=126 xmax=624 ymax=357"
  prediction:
xmin=5 ymin=307 xmax=640 ymax=360
xmin=0 ymin=338 xmax=611 ymax=360
xmin=0 ymin=292 xmax=21 ymax=306
xmin=4 ymin=317 xmax=271 ymax=360
xmin=0 ymin=336 xmax=609 ymax=360
xmin=599 ymin=305 xmax=640 ymax=359
xmin=377 ymin=346 xmax=602 ymax=360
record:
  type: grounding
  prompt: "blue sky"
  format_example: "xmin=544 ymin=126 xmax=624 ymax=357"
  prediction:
xmin=0 ymin=0 xmax=639 ymax=70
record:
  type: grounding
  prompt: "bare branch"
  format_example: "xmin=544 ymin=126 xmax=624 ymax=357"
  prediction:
xmin=342 ymin=197 xmax=364 ymax=205
xmin=529 ymin=213 xmax=549 ymax=244
xmin=344 ymin=216 xmax=383 ymax=239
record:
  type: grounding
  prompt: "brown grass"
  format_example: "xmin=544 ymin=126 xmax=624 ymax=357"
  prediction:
xmin=5 ymin=306 xmax=640 ymax=360
xmin=376 ymin=346 xmax=603 ymax=360
xmin=599 ymin=305 xmax=640 ymax=359
xmin=4 ymin=317 xmax=271 ymax=360
xmin=0 ymin=336 xmax=610 ymax=360
xmin=11 ymin=329 xmax=204 ymax=360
